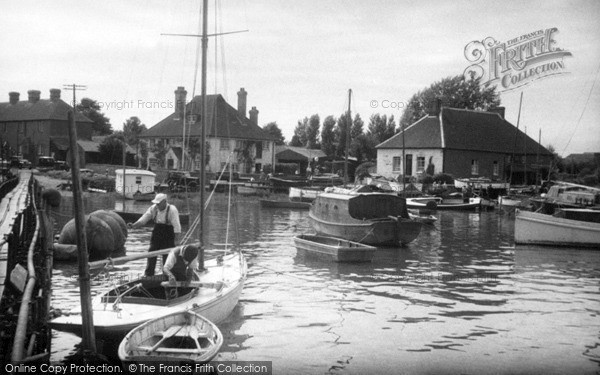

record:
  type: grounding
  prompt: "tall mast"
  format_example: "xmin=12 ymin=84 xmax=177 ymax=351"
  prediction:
xmin=198 ymin=0 xmax=208 ymax=270
xmin=509 ymin=92 xmax=523 ymax=185
xmin=344 ymin=89 xmax=351 ymax=185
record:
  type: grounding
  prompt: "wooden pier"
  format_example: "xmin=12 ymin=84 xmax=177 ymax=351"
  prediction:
xmin=0 ymin=171 xmax=55 ymax=364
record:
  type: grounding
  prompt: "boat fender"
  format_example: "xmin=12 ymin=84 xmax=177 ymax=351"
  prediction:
xmin=42 ymin=188 xmax=62 ymax=208
xmin=425 ymin=201 xmax=438 ymax=210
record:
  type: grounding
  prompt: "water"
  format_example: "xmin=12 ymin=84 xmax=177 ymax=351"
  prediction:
xmin=49 ymin=193 xmax=600 ymax=374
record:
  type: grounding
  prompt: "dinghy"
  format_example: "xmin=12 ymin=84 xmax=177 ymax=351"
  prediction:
xmin=118 ymin=310 xmax=223 ymax=363
xmin=294 ymin=234 xmax=376 ymax=262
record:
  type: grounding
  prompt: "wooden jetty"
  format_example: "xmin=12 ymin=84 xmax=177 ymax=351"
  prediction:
xmin=0 ymin=170 xmax=55 ymax=364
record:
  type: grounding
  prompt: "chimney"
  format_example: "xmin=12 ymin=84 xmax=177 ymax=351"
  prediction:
xmin=237 ymin=88 xmax=247 ymax=117
xmin=174 ymin=86 xmax=187 ymax=118
xmin=27 ymin=90 xmax=41 ymax=103
xmin=50 ymin=88 xmax=61 ymax=102
xmin=249 ymin=106 xmax=259 ymax=124
xmin=9 ymin=92 xmax=20 ymax=105
xmin=428 ymin=98 xmax=442 ymax=116
xmin=489 ymin=106 xmax=505 ymax=119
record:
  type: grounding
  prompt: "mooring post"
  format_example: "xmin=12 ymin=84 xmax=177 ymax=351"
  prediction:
xmin=67 ymin=110 xmax=97 ymax=354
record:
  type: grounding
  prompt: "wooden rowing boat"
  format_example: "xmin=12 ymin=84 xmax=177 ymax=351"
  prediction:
xmin=294 ymin=234 xmax=376 ymax=262
xmin=259 ymin=199 xmax=311 ymax=209
xmin=118 ymin=310 xmax=222 ymax=363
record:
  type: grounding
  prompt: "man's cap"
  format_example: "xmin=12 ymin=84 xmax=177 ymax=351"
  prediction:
xmin=182 ymin=245 xmax=198 ymax=262
xmin=152 ymin=193 xmax=168 ymax=204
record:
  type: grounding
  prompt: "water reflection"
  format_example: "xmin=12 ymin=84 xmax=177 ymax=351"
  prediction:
xmin=50 ymin=193 xmax=600 ymax=374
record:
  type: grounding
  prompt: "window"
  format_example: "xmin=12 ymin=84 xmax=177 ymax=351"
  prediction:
xmin=417 ymin=157 xmax=425 ymax=173
xmin=220 ymin=139 xmax=230 ymax=150
xmin=37 ymin=144 xmax=44 ymax=155
xmin=471 ymin=159 xmax=479 ymax=175
xmin=235 ymin=140 xmax=244 ymax=150
xmin=493 ymin=161 xmax=499 ymax=176
xmin=38 ymin=121 xmax=44 ymax=133
xmin=263 ymin=141 xmax=270 ymax=151
xmin=392 ymin=156 xmax=402 ymax=172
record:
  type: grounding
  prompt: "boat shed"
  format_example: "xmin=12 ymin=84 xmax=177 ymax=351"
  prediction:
xmin=276 ymin=146 xmax=326 ymax=174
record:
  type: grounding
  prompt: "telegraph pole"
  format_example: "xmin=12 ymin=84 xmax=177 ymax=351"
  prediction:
xmin=62 ymin=84 xmax=87 ymax=110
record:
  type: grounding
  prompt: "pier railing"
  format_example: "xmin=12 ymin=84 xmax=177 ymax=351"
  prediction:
xmin=0 ymin=171 xmax=53 ymax=364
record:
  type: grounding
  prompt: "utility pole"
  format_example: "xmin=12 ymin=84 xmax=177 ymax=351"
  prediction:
xmin=63 ymin=84 xmax=87 ymax=110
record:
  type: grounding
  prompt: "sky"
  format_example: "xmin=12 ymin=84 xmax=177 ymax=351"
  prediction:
xmin=1 ymin=0 xmax=599 ymax=157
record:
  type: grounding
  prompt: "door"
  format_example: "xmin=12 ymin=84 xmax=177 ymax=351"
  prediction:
xmin=405 ymin=154 xmax=413 ymax=176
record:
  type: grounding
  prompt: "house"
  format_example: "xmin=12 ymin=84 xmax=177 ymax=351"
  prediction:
xmin=140 ymin=87 xmax=278 ymax=174
xmin=0 ymin=89 xmax=94 ymax=166
xmin=376 ymin=102 xmax=553 ymax=184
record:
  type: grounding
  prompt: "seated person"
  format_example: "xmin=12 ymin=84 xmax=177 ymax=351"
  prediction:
xmin=163 ymin=245 xmax=199 ymax=284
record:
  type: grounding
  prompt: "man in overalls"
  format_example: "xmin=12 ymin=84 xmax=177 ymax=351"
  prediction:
xmin=128 ymin=193 xmax=182 ymax=277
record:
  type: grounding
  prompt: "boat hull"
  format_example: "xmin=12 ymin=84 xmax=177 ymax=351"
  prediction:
xmin=515 ymin=210 xmax=600 ymax=248
xmin=289 ymin=187 xmax=322 ymax=202
xmin=259 ymin=199 xmax=311 ymax=209
xmin=118 ymin=310 xmax=222 ymax=363
xmin=294 ymin=234 xmax=376 ymax=262
xmin=309 ymin=211 xmax=421 ymax=246
xmin=50 ymin=253 xmax=246 ymax=337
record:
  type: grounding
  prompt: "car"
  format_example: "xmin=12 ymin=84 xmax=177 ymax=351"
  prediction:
xmin=54 ymin=160 xmax=70 ymax=171
xmin=164 ymin=170 xmax=200 ymax=192
xmin=38 ymin=156 xmax=56 ymax=170
xmin=10 ymin=156 xmax=31 ymax=169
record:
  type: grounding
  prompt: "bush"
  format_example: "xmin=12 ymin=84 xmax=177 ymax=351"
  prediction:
xmin=579 ymin=174 xmax=599 ymax=186
xmin=355 ymin=162 xmax=376 ymax=179
xmin=419 ymin=174 xmax=434 ymax=184
xmin=432 ymin=173 xmax=454 ymax=184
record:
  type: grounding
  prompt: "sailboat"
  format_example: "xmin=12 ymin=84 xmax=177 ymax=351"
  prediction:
xmin=50 ymin=0 xmax=247 ymax=338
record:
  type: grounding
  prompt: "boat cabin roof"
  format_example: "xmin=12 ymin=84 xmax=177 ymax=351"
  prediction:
xmin=318 ymin=192 xmax=409 ymax=219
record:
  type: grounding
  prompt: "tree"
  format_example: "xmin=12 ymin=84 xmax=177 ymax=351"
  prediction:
xmin=368 ymin=114 xmax=397 ymax=146
xmin=399 ymin=75 xmax=501 ymax=129
xmin=306 ymin=114 xmax=321 ymax=149
xmin=123 ymin=116 xmax=147 ymax=167
xmin=77 ymin=98 xmax=112 ymax=135
xmin=262 ymin=122 xmax=285 ymax=145
xmin=320 ymin=115 xmax=336 ymax=157
xmin=334 ymin=112 xmax=351 ymax=158
xmin=98 ymin=132 xmax=126 ymax=165
xmin=290 ymin=117 xmax=308 ymax=147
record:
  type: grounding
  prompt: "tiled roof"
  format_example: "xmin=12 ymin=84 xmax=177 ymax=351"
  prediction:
xmin=141 ymin=94 xmax=277 ymax=142
xmin=77 ymin=140 xmax=101 ymax=152
xmin=0 ymin=99 xmax=93 ymax=123
xmin=377 ymin=107 xmax=551 ymax=156
xmin=276 ymin=146 xmax=326 ymax=161
xmin=377 ymin=116 xmax=441 ymax=149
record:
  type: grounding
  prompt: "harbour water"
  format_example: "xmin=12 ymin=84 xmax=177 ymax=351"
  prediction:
xmin=49 ymin=193 xmax=600 ymax=374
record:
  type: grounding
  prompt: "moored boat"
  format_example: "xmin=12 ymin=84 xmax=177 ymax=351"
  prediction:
xmin=50 ymin=251 xmax=247 ymax=337
xmin=514 ymin=209 xmax=600 ymax=248
xmin=406 ymin=196 xmax=481 ymax=211
xmin=309 ymin=192 xmax=422 ymax=246
xmin=259 ymin=199 xmax=311 ymax=209
xmin=294 ymin=234 xmax=376 ymax=262
xmin=115 ymin=210 xmax=190 ymax=226
xmin=118 ymin=309 xmax=223 ymax=363
xmin=289 ymin=186 xmax=323 ymax=202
